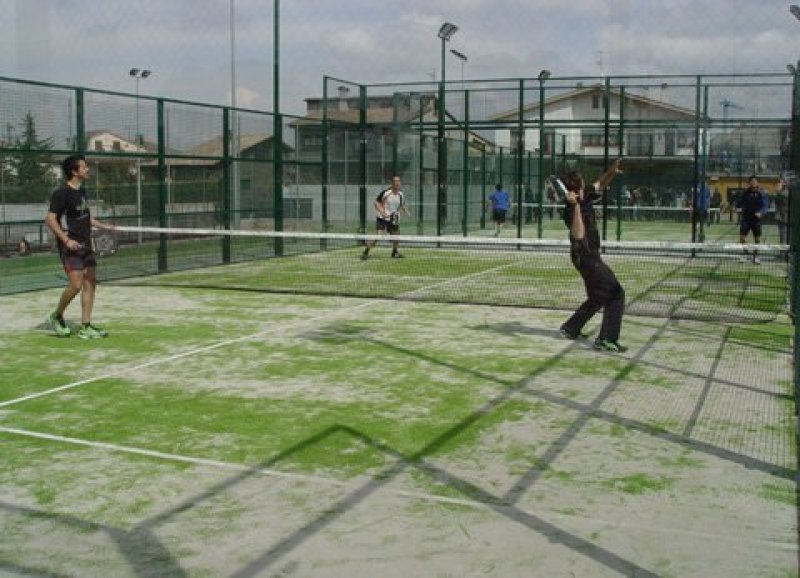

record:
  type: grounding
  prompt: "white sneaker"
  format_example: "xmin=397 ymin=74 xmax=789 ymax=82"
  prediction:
xmin=753 ymin=256 xmax=761 ymax=265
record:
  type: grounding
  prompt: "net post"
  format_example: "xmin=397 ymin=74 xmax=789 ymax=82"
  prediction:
xmin=462 ymin=88 xmax=470 ymax=237
xmin=437 ymin=74 xmax=447 ymax=237
xmin=616 ymin=86 xmax=625 ymax=242
xmin=75 ymin=88 xmax=85 ymax=154
xmin=515 ymin=79 xmax=524 ymax=240
xmin=273 ymin=112 xmax=284 ymax=257
xmin=601 ymin=77 xmax=611 ymax=241
xmin=358 ymin=84 xmax=367 ymax=234
xmin=321 ymin=77 xmax=329 ymax=248
xmin=537 ymin=75 xmax=546 ymax=240
xmin=157 ymin=98 xmax=168 ymax=272
xmin=222 ymin=107 xmax=232 ymax=263
xmin=417 ymin=96 xmax=425 ymax=235
xmin=479 ymin=147 xmax=486 ymax=229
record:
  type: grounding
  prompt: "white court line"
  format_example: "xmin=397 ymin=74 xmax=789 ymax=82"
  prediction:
xmin=6 ymin=256 xmax=517 ymax=409
xmin=1 ymin=300 xmax=375 ymax=409
xmin=0 ymin=425 xmax=482 ymax=510
xmin=0 ymin=424 xmax=794 ymax=551
xmin=399 ymin=255 xmax=526 ymax=299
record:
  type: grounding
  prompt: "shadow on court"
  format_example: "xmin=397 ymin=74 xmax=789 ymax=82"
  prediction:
xmin=0 ymin=303 xmax=795 ymax=576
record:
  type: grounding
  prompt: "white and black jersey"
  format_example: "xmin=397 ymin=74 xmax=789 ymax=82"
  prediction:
xmin=377 ymin=188 xmax=405 ymax=222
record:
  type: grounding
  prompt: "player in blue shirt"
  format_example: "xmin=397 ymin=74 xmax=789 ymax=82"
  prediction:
xmin=488 ymin=184 xmax=510 ymax=237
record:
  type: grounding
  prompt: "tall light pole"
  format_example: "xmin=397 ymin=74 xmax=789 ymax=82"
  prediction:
xmin=450 ymin=48 xmax=467 ymax=88
xmin=129 ymin=68 xmax=151 ymax=242
xmin=437 ymin=22 xmax=458 ymax=236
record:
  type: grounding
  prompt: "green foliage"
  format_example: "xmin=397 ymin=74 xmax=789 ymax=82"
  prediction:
xmin=2 ymin=113 xmax=58 ymax=203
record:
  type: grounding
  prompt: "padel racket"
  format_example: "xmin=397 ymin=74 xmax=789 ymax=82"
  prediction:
xmin=548 ymin=175 xmax=568 ymax=200
xmin=92 ymin=229 xmax=119 ymax=257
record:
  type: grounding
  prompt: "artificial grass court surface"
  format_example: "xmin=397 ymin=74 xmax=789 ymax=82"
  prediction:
xmin=0 ymin=283 xmax=796 ymax=577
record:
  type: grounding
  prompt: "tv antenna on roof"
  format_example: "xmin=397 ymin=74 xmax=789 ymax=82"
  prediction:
xmin=719 ymin=98 xmax=744 ymax=126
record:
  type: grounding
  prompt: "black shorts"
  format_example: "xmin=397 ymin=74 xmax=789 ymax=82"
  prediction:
xmin=739 ymin=217 xmax=762 ymax=238
xmin=493 ymin=209 xmax=507 ymax=224
xmin=60 ymin=246 xmax=97 ymax=273
xmin=376 ymin=218 xmax=399 ymax=234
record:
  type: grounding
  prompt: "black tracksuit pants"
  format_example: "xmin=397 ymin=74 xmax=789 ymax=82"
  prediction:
xmin=561 ymin=255 xmax=625 ymax=341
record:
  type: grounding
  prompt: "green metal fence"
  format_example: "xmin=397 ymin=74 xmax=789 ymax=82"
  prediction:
xmin=1 ymin=71 xmax=795 ymax=264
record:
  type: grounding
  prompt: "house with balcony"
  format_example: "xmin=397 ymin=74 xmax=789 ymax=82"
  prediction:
xmin=491 ymin=83 xmax=701 ymax=160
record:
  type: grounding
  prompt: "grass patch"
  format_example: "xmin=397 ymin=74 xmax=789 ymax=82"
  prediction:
xmin=601 ymin=473 xmax=674 ymax=495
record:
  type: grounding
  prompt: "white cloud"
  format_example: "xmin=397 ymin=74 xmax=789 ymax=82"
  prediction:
xmin=323 ymin=28 xmax=376 ymax=55
xmin=0 ymin=0 xmax=796 ymax=116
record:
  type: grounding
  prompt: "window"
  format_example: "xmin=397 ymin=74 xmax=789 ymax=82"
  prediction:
xmin=582 ymin=132 xmax=604 ymax=147
xmin=677 ymin=131 xmax=694 ymax=149
xmin=94 ymin=140 xmax=103 ymax=151
xmin=628 ymin=133 xmax=653 ymax=156
xmin=542 ymin=131 xmax=554 ymax=154
xmin=581 ymin=131 xmax=619 ymax=148
xmin=112 ymin=140 xmax=121 ymax=152
xmin=592 ymin=94 xmax=601 ymax=109
xmin=303 ymin=135 xmax=322 ymax=151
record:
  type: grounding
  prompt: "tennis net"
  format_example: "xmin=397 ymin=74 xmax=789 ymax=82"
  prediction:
xmin=91 ymin=226 xmax=791 ymax=324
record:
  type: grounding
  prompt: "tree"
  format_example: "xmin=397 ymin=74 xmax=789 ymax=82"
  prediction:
xmin=8 ymin=112 xmax=57 ymax=203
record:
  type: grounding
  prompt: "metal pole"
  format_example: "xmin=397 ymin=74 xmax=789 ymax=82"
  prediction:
xmin=135 ymin=77 xmax=141 ymax=243
xmin=462 ymin=89 xmax=469 ymax=236
xmin=438 ymin=36 xmax=446 ymax=236
xmin=537 ymin=78 xmax=545 ymax=239
xmin=516 ymin=78 xmax=523 ymax=239
xmin=273 ymin=0 xmax=283 ymax=255
xmin=230 ymin=0 xmax=240 ymax=229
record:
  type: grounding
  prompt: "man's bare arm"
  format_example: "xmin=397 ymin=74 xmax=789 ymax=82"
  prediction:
xmin=565 ymin=191 xmax=584 ymax=240
xmin=593 ymin=158 xmax=622 ymax=190
xmin=45 ymin=212 xmax=80 ymax=251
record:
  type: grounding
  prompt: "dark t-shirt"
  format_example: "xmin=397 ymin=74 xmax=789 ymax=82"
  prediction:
xmin=736 ymin=188 xmax=766 ymax=220
xmin=48 ymin=184 xmax=92 ymax=248
xmin=563 ymin=185 xmax=601 ymax=268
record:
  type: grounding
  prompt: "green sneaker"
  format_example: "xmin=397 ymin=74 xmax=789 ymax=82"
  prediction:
xmin=86 ymin=323 xmax=108 ymax=338
xmin=77 ymin=323 xmax=105 ymax=340
xmin=593 ymin=338 xmax=628 ymax=353
xmin=48 ymin=312 xmax=71 ymax=337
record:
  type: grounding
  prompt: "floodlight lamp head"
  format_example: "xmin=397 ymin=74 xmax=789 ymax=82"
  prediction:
xmin=537 ymin=69 xmax=551 ymax=81
xmin=141 ymin=70 xmax=152 ymax=78
xmin=791 ymin=4 xmax=800 ymax=21
xmin=450 ymin=49 xmax=467 ymax=62
xmin=129 ymin=68 xmax=140 ymax=77
xmin=438 ymin=22 xmax=458 ymax=41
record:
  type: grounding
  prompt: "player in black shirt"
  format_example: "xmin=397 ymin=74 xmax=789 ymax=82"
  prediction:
xmin=559 ymin=160 xmax=627 ymax=353
xmin=735 ymin=175 xmax=769 ymax=264
xmin=45 ymin=154 xmax=115 ymax=339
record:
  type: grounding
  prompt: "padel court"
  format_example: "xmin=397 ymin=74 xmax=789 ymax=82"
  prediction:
xmin=0 ymin=245 xmax=795 ymax=577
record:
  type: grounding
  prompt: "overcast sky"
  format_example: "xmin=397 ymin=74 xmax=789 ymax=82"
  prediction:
xmin=1 ymin=0 xmax=798 ymax=116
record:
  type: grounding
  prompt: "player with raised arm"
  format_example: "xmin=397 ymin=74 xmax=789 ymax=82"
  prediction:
xmin=559 ymin=159 xmax=627 ymax=353
xmin=45 ymin=154 xmax=115 ymax=339
xmin=361 ymin=175 xmax=410 ymax=260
